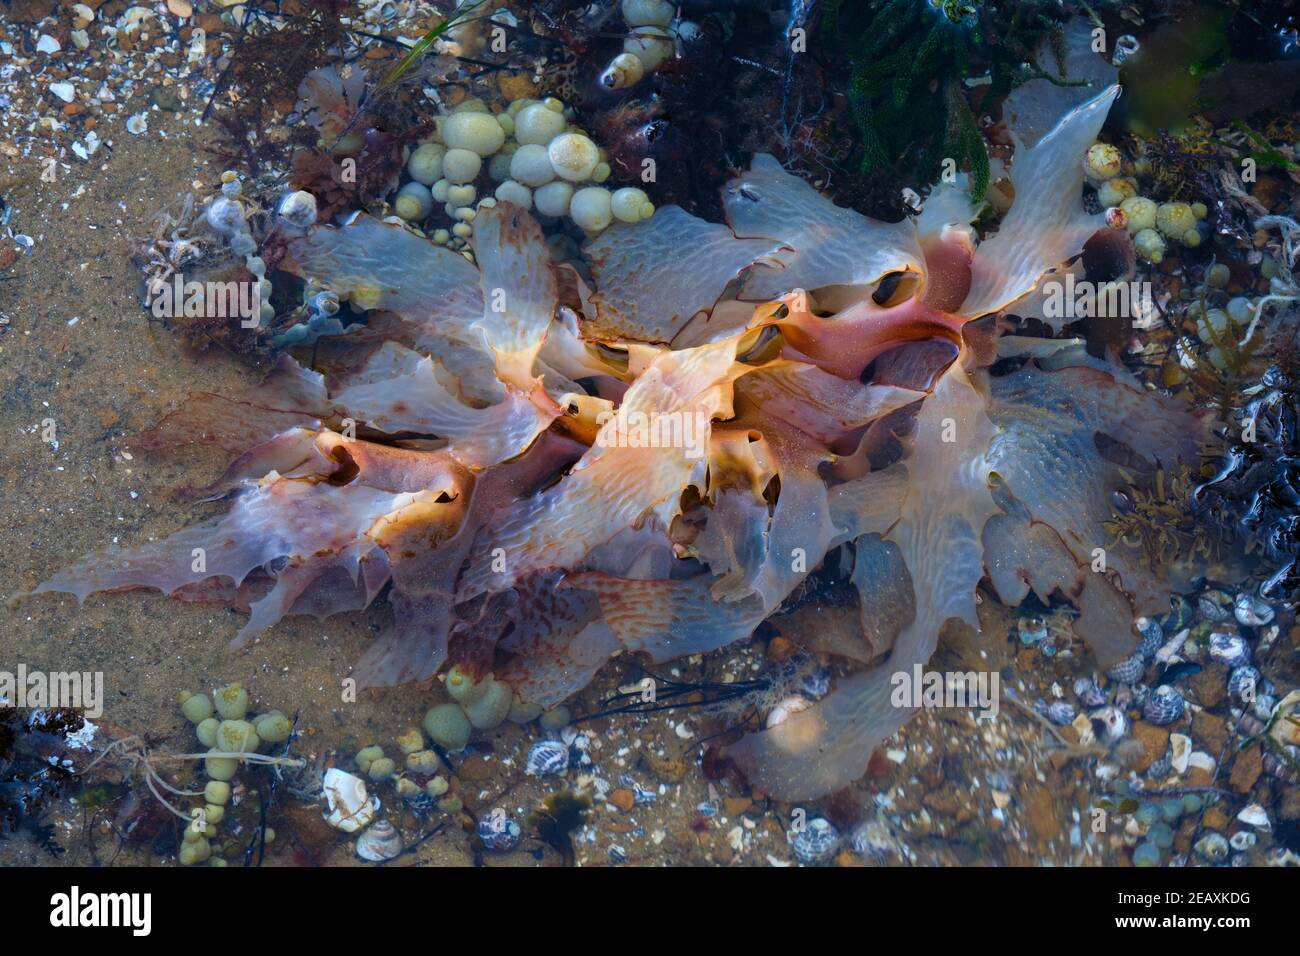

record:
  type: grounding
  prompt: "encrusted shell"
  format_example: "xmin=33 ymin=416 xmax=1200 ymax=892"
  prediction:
xmin=791 ymin=817 xmax=839 ymax=865
xmin=1208 ymin=631 xmax=1251 ymax=667
xmin=277 ymin=189 xmax=318 ymax=229
xmin=1143 ymin=685 xmax=1186 ymax=726
xmin=356 ymin=819 xmax=403 ymax=862
xmin=525 ymin=739 xmax=569 ymax=776
xmin=322 ymin=768 xmax=378 ymax=834
xmin=476 ymin=809 xmax=522 ymax=851
xmin=1045 ymin=701 xmax=1077 ymax=726
xmin=1073 ymin=676 xmax=1107 ymax=709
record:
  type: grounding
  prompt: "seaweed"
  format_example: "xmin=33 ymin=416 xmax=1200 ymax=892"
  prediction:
xmin=819 ymin=0 xmax=1073 ymax=200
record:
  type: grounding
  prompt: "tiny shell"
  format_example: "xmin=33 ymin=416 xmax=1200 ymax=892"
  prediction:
xmin=791 ymin=817 xmax=839 ymax=865
xmin=1207 ymin=631 xmax=1250 ymax=667
xmin=1073 ymin=676 xmax=1107 ymax=709
xmin=356 ymin=819 xmax=403 ymax=862
xmin=1233 ymin=592 xmax=1273 ymax=627
xmin=525 ymin=739 xmax=569 ymax=776
xmin=1143 ymin=685 xmax=1186 ymax=726
xmin=322 ymin=768 xmax=378 ymax=833
xmin=766 ymin=694 xmax=812 ymax=729
xmin=1228 ymin=666 xmax=1260 ymax=702
xmin=1044 ymin=701 xmax=1077 ymax=726
xmin=125 ymin=113 xmax=148 ymax=136
xmin=1106 ymin=652 xmax=1145 ymax=685
xmin=1194 ymin=832 xmax=1228 ymax=862
xmin=1169 ymin=733 xmax=1191 ymax=774
xmin=1236 ymin=803 xmax=1271 ymax=829
xmin=1229 ymin=831 xmax=1256 ymax=851
xmin=1090 ymin=705 xmax=1129 ymax=744
xmin=477 ymin=809 xmax=522 ymax=851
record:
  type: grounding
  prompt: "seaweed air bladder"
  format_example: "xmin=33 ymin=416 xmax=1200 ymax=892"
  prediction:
xmin=33 ymin=81 xmax=1214 ymax=800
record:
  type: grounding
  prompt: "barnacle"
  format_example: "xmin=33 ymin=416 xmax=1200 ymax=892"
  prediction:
xmin=35 ymin=83 xmax=1217 ymax=800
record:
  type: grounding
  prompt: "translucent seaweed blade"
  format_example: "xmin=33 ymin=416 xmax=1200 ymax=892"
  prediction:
xmin=470 ymin=202 xmax=558 ymax=388
xmin=960 ymin=84 xmax=1121 ymax=320
xmin=584 ymin=206 xmax=780 ymax=343
xmin=723 ymin=153 xmax=925 ymax=299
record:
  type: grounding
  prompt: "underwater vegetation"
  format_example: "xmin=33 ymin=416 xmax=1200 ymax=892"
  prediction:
xmin=817 ymin=0 xmax=1074 ymax=201
xmin=31 ymin=68 xmax=1248 ymax=803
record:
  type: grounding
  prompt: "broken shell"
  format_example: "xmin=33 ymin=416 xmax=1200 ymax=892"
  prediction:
xmin=322 ymin=768 xmax=379 ymax=833
xmin=356 ymin=819 xmax=403 ymax=862
xmin=1236 ymin=803 xmax=1270 ymax=829
xmin=1170 ymin=733 xmax=1191 ymax=774
xmin=766 ymin=694 xmax=813 ymax=729
xmin=1091 ymin=705 xmax=1130 ymax=744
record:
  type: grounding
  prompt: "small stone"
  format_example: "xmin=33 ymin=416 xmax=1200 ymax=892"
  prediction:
xmin=723 ymin=796 xmax=753 ymax=817
xmin=1203 ymin=806 xmax=1229 ymax=831
xmin=457 ymin=754 xmax=495 ymax=782
xmin=1192 ymin=710 xmax=1229 ymax=754
xmin=1128 ymin=722 xmax=1170 ymax=774
xmin=645 ymin=750 xmax=688 ymax=783
xmin=609 ymin=788 xmax=635 ymax=812
xmin=1187 ymin=664 xmax=1228 ymax=709
xmin=1229 ymin=744 xmax=1262 ymax=793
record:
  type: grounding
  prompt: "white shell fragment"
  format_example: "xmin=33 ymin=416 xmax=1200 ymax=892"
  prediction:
xmin=323 ymin=768 xmax=379 ymax=833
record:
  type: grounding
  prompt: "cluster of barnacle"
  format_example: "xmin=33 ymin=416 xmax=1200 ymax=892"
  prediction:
xmin=35 ymin=83 xmax=1245 ymax=800
xmin=394 ymin=93 xmax=655 ymax=253
xmin=1084 ymin=141 xmax=1212 ymax=264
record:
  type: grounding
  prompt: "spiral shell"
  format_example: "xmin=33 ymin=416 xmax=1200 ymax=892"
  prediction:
xmin=1107 ymin=652 xmax=1146 ymax=685
xmin=1143 ymin=686 xmax=1186 ymax=726
xmin=356 ymin=819 xmax=403 ymax=862
xmin=1137 ymin=618 xmax=1164 ymax=659
xmin=525 ymin=739 xmax=569 ymax=776
xmin=1233 ymin=592 xmax=1274 ymax=627
xmin=1228 ymin=666 xmax=1260 ymax=702
xmin=791 ymin=817 xmax=839 ymax=865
